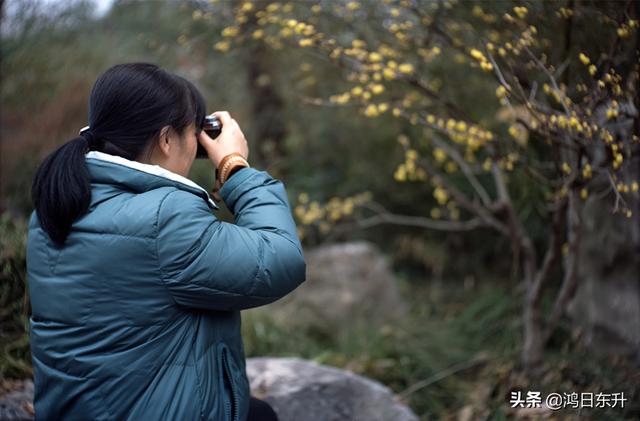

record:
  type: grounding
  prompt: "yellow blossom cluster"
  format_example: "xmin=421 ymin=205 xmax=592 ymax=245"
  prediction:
xmin=293 ymin=191 xmax=372 ymax=237
xmin=556 ymin=7 xmax=573 ymax=19
xmin=615 ymin=181 xmax=639 ymax=194
xmin=468 ymin=48 xmax=493 ymax=72
xmin=538 ymin=112 xmax=604 ymax=141
xmin=425 ymin=115 xmax=494 ymax=151
xmin=497 ymin=153 xmax=519 ymax=171
xmin=363 ymin=102 xmax=389 ymax=117
xmin=485 ymin=24 xmax=537 ymax=59
xmin=542 ymin=83 xmax=573 ymax=107
xmin=610 ymin=142 xmax=624 ymax=170
xmin=617 ymin=19 xmax=638 ymax=38
xmin=429 ymin=187 xmax=460 ymax=220
xmin=394 ymin=148 xmax=427 ymax=182
xmin=512 ymin=6 xmax=528 ymax=19
xmin=594 ymin=69 xmax=624 ymax=96
xmin=472 ymin=5 xmax=497 ymax=24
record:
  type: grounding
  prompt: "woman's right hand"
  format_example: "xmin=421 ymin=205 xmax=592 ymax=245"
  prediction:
xmin=198 ymin=111 xmax=249 ymax=168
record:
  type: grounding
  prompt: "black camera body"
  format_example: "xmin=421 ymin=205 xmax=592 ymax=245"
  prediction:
xmin=196 ymin=114 xmax=222 ymax=158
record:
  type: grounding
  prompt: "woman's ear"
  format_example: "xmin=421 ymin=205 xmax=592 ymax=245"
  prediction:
xmin=156 ymin=126 xmax=172 ymax=157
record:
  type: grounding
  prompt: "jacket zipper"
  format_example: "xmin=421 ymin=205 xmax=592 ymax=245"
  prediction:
xmin=221 ymin=347 xmax=239 ymax=421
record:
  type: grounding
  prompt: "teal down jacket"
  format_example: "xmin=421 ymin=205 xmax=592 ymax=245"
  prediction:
xmin=26 ymin=151 xmax=306 ymax=421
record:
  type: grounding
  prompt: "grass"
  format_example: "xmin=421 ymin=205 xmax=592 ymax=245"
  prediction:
xmin=242 ymin=275 xmax=640 ymax=420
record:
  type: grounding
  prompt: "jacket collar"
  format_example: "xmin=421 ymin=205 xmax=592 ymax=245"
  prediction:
xmin=86 ymin=151 xmax=219 ymax=210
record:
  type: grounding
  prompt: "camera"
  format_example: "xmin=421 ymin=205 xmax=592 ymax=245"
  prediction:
xmin=196 ymin=114 xmax=222 ymax=158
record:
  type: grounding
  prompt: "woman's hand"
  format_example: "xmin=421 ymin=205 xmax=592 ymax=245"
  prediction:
xmin=198 ymin=111 xmax=249 ymax=168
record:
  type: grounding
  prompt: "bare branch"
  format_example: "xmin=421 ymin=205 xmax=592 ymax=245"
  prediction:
xmin=543 ymin=191 xmax=581 ymax=344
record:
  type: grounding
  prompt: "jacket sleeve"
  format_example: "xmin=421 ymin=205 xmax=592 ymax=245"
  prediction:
xmin=156 ymin=167 xmax=306 ymax=311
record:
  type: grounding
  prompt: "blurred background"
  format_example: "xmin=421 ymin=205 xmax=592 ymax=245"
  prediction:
xmin=1 ymin=0 xmax=639 ymax=419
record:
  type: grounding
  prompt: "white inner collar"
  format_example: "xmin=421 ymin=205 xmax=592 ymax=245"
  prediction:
xmin=86 ymin=151 xmax=216 ymax=207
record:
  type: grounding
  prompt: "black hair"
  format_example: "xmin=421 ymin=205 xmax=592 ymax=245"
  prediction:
xmin=31 ymin=63 xmax=207 ymax=247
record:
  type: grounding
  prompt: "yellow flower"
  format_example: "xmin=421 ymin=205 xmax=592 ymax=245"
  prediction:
xmin=579 ymin=53 xmax=590 ymax=65
xmin=369 ymin=52 xmax=383 ymax=62
xmin=433 ymin=148 xmax=446 ymax=162
xmin=351 ymin=86 xmax=363 ymax=96
xmin=214 ymin=41 xmax=230 ymax=52
xmin=513 ymin=6 xmax=528 ymax=19
xmin=371 ymin=84 xmax=385 ymax=95
xmin=433 ymin=187 xmax=449 ymax=205
xmin=279 ymin=27 xmax=293 ymax=38
xmin=398 ymin=63 xmax=414 ymax=74
xmin=252 ymin=29 xmax=264 ymax=40
xmin=562 ymin=162 xmax=571 ymax=174
xmin=588 ymin=64 xmax=597 ymax=76
xmin=222 ymin=26 xmax=239 ymax=37
xmin=617 ymin=26 xmax=630 ymax=38
xmin=299 ymin=38 xmax=313 ymax=47
xmin=383 ymin=68 xmax=396 ymax=80
xmin=364 ymin=104 xmax=379 ymax=117
xmin=582 ymin=163 xmax=592 ymax=179
xmin=469 ymin=48 xmax=484 ymax=60
xmin=480 ymin=61 xmax=493 ymax=71
xmin=496 ymin=85 xmax=507 ymax=98
xmin=580 ymin=188 xmax=588 ymax=200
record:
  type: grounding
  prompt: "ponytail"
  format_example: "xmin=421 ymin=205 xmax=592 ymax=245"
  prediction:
xmin=31 ymin=136 xmax=91 ymax=247
xmin=31 ymin=62 xmax=209 ymax=246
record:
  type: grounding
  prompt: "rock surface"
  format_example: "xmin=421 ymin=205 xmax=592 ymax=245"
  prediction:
xmin=0 ymin=380 xmax=34 ymax=421
xmin=0 ymin=359 xmax=419 ymax=421
xmin=246 ymin=357 xmax=418 ymax=421
xmin=248 ymin=241 xmax=407 ymax=332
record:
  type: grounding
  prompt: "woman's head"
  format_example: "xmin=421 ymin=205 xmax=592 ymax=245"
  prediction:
xmin=32 ymin=63 xmax=208 ymax=246
xmin=87 ymin=63 xmax=206 ymax=169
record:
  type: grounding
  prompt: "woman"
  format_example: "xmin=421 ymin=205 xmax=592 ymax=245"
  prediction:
xmin=26 ymin=63 xmax=306 ymax=421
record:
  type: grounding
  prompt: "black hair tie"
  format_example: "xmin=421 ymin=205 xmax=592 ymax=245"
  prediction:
xmin=80 ymin=128 xmax=103 ymax=150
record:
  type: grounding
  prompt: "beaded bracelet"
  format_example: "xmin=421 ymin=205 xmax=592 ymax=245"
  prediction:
xmin=217 ymin=153 xmax=250 ymax=185
xmin=220 ymin=157 xmax=249 ymax=185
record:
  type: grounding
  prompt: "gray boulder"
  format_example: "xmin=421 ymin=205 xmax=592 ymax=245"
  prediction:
xmin=246 ymin=357 xmax=418 ymax=421
xmin=248 ymin=242 xmax=407 ymax=332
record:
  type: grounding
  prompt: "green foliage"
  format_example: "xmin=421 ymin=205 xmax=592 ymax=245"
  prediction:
xmin=0 ymin=213 xmax=31 ymax=378
xmin=242 ymin=280 xmax=639 ymax=420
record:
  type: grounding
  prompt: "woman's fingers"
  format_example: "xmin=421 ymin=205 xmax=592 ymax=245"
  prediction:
xmin=211 ymin=111 xmax=232 ymax=127
xmin=203 ymin=111 xmax=250 ymax=166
